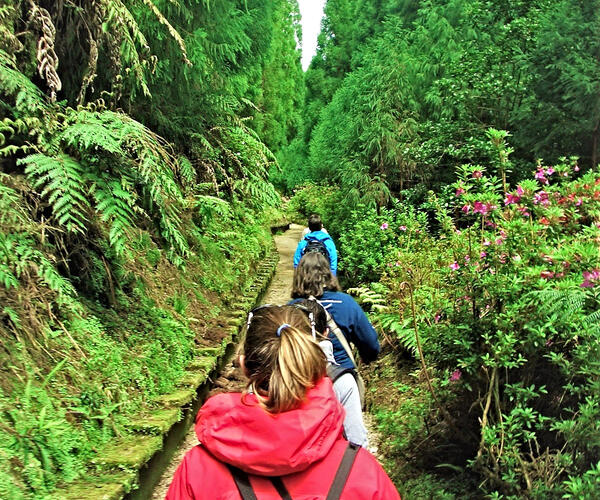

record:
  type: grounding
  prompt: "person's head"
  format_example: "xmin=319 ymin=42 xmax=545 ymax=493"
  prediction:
xmin=291 ymin=252 xmax=341 ymax=299
xmin=242 ymin=305 xmax=326 ymax=413
xmin=294 ymin=299 xmax=328 ymax=338
xmin=308 ymin=214 xmax=323 ymax=232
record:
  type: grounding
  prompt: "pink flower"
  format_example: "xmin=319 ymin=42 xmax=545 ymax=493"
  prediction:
xmin=483 ymin=239 xmax=491 ymax=246
xmin=533 ymin=191 xmax=550 ymax=206
xmin=462 ymin=204 xmax=471 ymax=214
xmin=480 ymin=251 xmax=487 ymax=258
xmin=473 ymin=201 xmax=489 ymax=215
xmin=456 ymin=187 xmax=465 ymax=196
xmin=581 ymin=269 xmax=600 ymax=288
xmin=495 ymin=237 xmax=504 ymax=245
xmin=535 ymin=168 xmax=548 ymax=184
xmin=546 ymin=167 xmax=555 ymax=176
xmin=434 ymin=313 xmax=441 ymax=323
xmin=449 ymin=261 xmax=460 ymax=271
xmin=540 ymin=270 xmax=555 ymax=279
xmin=518 ymin=206 xmax=530 ymax=217
xmin=380 ymin=223 xmax=388 ymax=230
xmin=464 ymin=255 xmax=470 ymax=262
xmin=504 ymin=192 xmax=521 ymax=205
xmin=574 ymin=165 xmax=580 ymax=172
xmin=576 ymin=198 xmax=583 ymax=206
xmin=516 ymin=185 xmax=524 ymax=196
xmin=399 ymin=225 xmax=407 ymax=231
xmin=472 ymin=170 xmax=482 ymax=179
xmin=395 ymin=261 xmax=401 ymax=267
xmin=449 ymin=369 xmax=462 ymax=382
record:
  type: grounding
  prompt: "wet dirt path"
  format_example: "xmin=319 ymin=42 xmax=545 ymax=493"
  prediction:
xmin=150 ymin=224 xmax=304 ymax=499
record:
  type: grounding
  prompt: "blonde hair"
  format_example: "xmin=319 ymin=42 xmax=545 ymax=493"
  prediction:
xmin=243 ymin=305 xmax=326 ymax=413
xmin=291 ymin=252 xmax=340 ymax=299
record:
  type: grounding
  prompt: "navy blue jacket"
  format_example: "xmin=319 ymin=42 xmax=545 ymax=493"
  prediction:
xmin=290 ymin=291 xmax=380 ymax=369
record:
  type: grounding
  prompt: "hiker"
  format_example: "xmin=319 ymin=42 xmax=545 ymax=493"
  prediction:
xmin=300 ymin=213 xmax=329 ymax=239
xmin=165 ymin=305 xmax=400 ymax=499
xmin=295 ymin=298 xmax=369 ymax=447
xmin=290 ymin=252 xmax=380 ymax=391
xmin=294 ymin=213 xmax=338 ymax=275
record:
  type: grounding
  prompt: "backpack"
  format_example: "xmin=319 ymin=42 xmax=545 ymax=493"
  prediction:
xmin=302 ymin=237 xmax=330 ymax=260
xmin=227 ymin=441 xmax=360 ymax=500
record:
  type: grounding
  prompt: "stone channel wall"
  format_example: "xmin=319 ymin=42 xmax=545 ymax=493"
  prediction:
xmin=63 ymin=249 xmax=280 ymax=500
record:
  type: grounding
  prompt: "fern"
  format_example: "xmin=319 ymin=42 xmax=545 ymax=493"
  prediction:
xmin=19 ymin=153 xmax=90 ymax=234
xmin=347 ymin=286 xmax=388 ymax=312
xmin=92 ymin=173 xmax=136 ymax=256
xmin=0 ymin=49 xmax=48 ymax=114
xmin=59 ymin=109 xmax=188 ymax=257
xmin=378 ymin=313 xmax=418 ymax=355
xmin=178 ymin=155 xmax=196 ymax=185
xmin=0 ymin=263 xmax=18 ymax=290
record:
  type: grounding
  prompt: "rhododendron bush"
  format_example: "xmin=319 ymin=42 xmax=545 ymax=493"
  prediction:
xmin=379 ymin=149 xmax=600 ymax=496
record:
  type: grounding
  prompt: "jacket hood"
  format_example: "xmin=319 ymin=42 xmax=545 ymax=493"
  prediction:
xmin=195 ymin=377 xmax=345 ymax=476
xmin=305 ymin=230 xmax=331 ymax=242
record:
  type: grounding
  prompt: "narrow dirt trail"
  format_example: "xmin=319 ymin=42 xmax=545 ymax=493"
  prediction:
xmin=150 ymin=224 xmax=304 ymax=498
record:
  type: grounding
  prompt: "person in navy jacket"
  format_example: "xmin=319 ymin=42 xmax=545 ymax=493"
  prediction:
xmin=290 ymin=252 xmax=380 ymax=370
xmin=294 ymin=214 xmax=338 ymax=275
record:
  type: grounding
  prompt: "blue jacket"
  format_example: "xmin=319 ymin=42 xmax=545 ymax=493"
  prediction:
xmin=294 ymin=231 xmax=338 ymax=275
xmin=290 ymin=291 xmax=380 ymax=370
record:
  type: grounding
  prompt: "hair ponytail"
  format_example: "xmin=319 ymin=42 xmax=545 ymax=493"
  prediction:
xmin=244 ymin=306 xmax=326 ymax=413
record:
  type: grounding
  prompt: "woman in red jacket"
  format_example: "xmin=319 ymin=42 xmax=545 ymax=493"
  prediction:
xmin=166 ymin=304 xmax=400 ymax=499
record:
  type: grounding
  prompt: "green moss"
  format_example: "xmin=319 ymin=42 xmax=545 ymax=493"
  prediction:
xmin=152 ymin=389 xmax=196 ymax=408
xmin=177 ymin=371 xmax=208 ymax=388
xmin=187 ymin=355 xmax=218 ymax=372
xmin=94 ymin=435 xmax=163 ymax=469
xmin=127 ymin=408 xmax=181 ymax=434
xmin=61 ymin=471 xmax=137 ymax=500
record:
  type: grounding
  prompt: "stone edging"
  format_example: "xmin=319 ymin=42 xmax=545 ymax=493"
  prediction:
xmin=62 ymin=248 xmax=280 ymax=500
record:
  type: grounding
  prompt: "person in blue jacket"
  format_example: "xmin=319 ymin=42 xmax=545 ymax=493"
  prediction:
xmin=294 ymin=214 xmax=338 ymax=275
xmin=290 ymin=252 xmax=380 ymax=371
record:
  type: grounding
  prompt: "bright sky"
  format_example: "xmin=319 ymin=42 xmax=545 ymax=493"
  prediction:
xmin=298 ymin=0 xmax=326 ymax=70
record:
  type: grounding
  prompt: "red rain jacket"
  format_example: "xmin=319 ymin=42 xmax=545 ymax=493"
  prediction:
xmin=166 ymin=377 xmax=400 ymax=499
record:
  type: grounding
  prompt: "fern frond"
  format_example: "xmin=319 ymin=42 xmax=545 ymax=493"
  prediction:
xmin=0 ymin=263 xmax=18 ymax=289
xmin=137 ymin=0 xmax=191 ymax=65
xmin=92 ymin=174 xmax=136 ymax=255
xmin=178 ymin=155 xmax=196 ymax=185
xmin=19 ymin=153 xmax=90 ymax=234
xmin=378 ymin=313 xmax=417 ymax=355
xmin=0 ymin=49 xmax=48 ymax=113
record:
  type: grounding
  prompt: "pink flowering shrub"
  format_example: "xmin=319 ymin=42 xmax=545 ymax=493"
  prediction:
xmin=375 ymin=145 xmax=600 ymax=495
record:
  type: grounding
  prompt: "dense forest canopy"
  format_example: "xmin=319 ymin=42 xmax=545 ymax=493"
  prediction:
xmin=277 ymin=0 xmax=600 ymax=203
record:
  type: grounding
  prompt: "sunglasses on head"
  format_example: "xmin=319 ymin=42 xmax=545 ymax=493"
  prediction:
xmin=246 ymin=303 xmax=316 ymax=340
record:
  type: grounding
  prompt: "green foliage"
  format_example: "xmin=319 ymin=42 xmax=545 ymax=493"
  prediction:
xmin=300 ymin=131 xmax=600 ymax=496
xmin=0 ymin=1 xmax=294 ymax=496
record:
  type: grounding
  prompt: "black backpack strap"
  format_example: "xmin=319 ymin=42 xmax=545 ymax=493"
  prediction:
xmin=227 ymin=464 xmax=258 ymax=500
xmin=326 ymin=442 xmax=360 ymax=500
xmin=270 ymin=476 xmax=293 ymax=500
xmin=227 ymin=464 xmax=292 ymax=500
